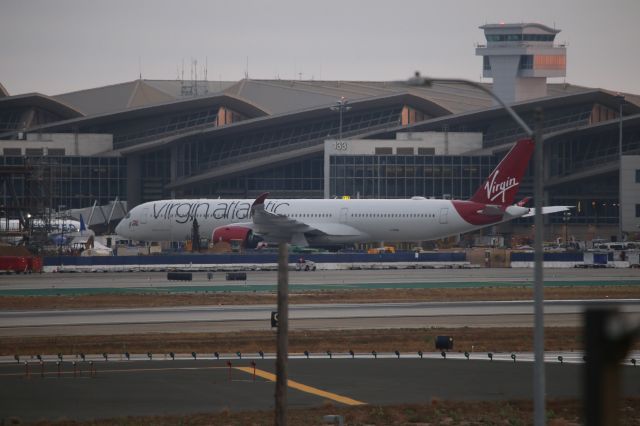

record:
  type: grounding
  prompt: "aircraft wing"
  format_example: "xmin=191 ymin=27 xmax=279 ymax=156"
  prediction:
xmin=249 ymin=193 xmax=362 ymax=244
xmin=522 ymin=206 xmax=573 ymax=217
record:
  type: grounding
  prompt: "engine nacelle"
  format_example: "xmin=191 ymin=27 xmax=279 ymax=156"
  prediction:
xmin=211 ymin=225 xmax=262 ymax=249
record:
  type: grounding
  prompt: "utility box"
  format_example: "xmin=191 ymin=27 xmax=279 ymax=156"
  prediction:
xmin=584 ymin=251 xmax=608 ymax=267
xmin=435 ymin=336 xmax=454 ymax=350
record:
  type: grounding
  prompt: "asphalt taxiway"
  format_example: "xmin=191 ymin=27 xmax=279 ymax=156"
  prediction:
xmin=2 ymin=299 xmax=639 ymax=336
xmin=1 ymin=358 xmax=639 ymax=422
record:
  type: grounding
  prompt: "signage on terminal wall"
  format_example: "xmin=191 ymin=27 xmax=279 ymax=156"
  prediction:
xmin=334 ymin=141 xmax=348 ymax=151
xmin=270 ymin=311 xmax=279 ymax=328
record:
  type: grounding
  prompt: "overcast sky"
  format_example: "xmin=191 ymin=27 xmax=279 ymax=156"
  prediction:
xmin=1 ymin=0 xmax=639 ymax=96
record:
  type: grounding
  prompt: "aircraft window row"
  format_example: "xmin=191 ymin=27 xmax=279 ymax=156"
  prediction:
xmin=290 ymin=213 xmax=332 ymax=218
xmin=350 ymin=213 xmax=436 ymax=218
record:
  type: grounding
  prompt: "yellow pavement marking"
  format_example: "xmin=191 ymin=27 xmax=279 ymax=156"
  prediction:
xmin=235 ymin=366 xmax=365 ymax=406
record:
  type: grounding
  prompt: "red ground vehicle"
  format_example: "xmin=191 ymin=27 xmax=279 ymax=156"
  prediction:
xmin=27 ymin=256 xmax=43 ymax=273
xmin=0 ymin=256 xmax=41 ymax=274
xmin=0 ymin=256 xmax=29 ymax=274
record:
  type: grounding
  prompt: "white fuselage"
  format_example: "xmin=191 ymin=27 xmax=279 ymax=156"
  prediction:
xmin=115 ymin=198 xmax=527 ymax=244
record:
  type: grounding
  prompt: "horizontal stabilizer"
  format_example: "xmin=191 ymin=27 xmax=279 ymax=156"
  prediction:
xmin=522 ymin=206 xmax=573 ymax=217
xmin=476 ymin=205 xmax=505 ymax=216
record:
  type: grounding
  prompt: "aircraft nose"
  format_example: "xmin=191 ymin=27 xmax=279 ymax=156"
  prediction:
xmin=114 ymin=219 xmax=124 ymax=236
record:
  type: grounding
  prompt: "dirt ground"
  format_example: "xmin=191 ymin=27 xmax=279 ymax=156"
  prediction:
xmin=15 ymin=398 xmax=640 ymax=425
xmin=1 ymin=285 xmax=639 ymax=310
xmin=5 ymin=326 xmax=638 ymax=357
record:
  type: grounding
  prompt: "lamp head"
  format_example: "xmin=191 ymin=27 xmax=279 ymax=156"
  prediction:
xmin=407 ymin=71 xmax=432 ymax=87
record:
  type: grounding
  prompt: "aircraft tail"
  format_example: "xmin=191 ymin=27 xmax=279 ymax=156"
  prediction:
xmin=80 ymin=214 xmax=86 ymax=234
xmin=470 ymin=138 xmax=534 ymax=206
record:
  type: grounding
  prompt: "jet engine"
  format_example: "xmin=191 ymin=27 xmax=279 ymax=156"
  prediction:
xmin=211 ymin=225 xmax=262 ymax=249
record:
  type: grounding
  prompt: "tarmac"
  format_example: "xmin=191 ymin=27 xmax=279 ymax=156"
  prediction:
xmin=1 ymin=358 xmax=639 ymax=422
xmin=1 ymin=268 xmax=639 ymax=421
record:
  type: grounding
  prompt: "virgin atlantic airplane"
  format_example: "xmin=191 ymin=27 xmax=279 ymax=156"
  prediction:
xmin=115 ymin=139 xmax=569 ymax=247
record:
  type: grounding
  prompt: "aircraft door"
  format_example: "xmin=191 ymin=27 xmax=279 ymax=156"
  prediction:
xmin=340 ymin=208 xmax=348 ymax=223
xmin=439 ymin=207 xmax=448 ymax=224
xmin=141 ymin=207 xmax=149 ymax=224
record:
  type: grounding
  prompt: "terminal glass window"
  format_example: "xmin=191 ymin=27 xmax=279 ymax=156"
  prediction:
xmin=329 ymin=154 xmax=496 ymax=199
xmin=0 ymin=156 xmax=127 ymax=211
xmin=486 ymin=33 xmax=555 ymax=43
xmin=519 ymin=55 xmax=534 ymax=70
xmin=375 ymin=147 xmax=392 ymax=155
xmin=418 ymin=147 xmax=435 ymax=155
xmin=189 ymin=105 xmax=407 ymax=179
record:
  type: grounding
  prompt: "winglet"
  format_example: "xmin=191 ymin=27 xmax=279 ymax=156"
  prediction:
xmin=252 ymin=192 xmax=270 ymax=209
xmin=79 ymin=214 xmax=86 ymax=233
xmin=517 ymin=197 xmax=532 ymax=207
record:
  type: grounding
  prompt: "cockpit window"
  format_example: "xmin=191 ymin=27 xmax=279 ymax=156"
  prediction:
xmin=125 ymin=213 xmax=131 ymax=219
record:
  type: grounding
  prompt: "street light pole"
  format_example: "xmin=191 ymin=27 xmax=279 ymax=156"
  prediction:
xmin=330 ymin=97 xmax=352 ymax=141
xmin=616 ymin=95 xmax=625 ymax=242
xmin=275 ymin=241 xmax=289 ymax=426
xmin=563 ymin=211 xmax=572 ymax=248
xmin=532 ymin=108 xmax=546 ymax=426
xmin=408 ymin=73 xmax=546 ymax=425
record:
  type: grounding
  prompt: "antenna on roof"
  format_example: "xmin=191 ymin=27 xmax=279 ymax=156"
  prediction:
xmin=194 ymin=59 xmax=198 ymax=95
xmin=245 ymin=56 xmax=249 ymax=79
xmin=205 ymin=56 xmax=208 ymax=82
xmin=138 ymin=56 xmax=142 ymax=80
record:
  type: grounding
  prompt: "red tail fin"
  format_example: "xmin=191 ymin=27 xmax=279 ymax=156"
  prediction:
xmin=470 ymin=139 xmax=534 ymax=206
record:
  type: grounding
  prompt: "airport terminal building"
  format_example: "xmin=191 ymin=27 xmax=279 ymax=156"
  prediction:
xmin=2 ymin=23 xmax=640 ymax=243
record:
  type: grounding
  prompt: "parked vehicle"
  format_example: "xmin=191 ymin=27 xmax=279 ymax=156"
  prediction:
xmin=0 ymin=256 xmax=29 ymax=274
xmin=295 ymin=259 xmax=317 ymax=271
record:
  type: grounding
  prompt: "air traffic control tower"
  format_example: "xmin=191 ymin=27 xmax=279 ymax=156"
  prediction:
xmin=476 ymin=23 xmax=566 ymax=104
